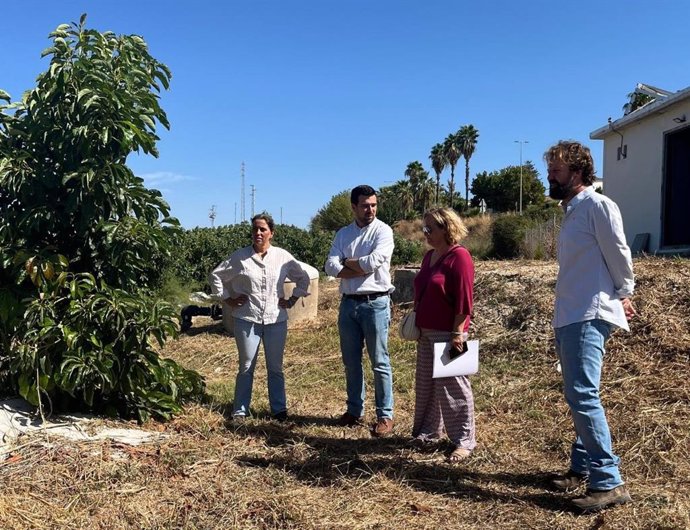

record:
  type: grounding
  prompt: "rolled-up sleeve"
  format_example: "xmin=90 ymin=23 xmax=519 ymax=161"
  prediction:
xmin=286 ymin=259 xmax=311 ymax=298
xmin=325 ymin=235 xmax=344 ymax=277
xmin=357 ymin=224 xmax=394 ymax=273
xmin=209 ymin=257 xmax=236 ymax=300
xmin=593 ymin=201 xmax=635 ymax=298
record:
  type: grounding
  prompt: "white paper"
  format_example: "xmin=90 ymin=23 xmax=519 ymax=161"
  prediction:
xmin=432 ymin=340 xmax=479 ymax=378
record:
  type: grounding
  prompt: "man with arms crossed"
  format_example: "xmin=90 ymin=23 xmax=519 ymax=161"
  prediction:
xmin=325 ymin=185 xmax=395 ymax=437
xmin=545 ymin=140 xmax=636 ymax=513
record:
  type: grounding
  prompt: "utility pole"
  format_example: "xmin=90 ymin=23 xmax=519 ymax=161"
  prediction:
xmin=209 ymin=205 xmax=217 ymax=228
xmin=234 ymin=202 xmax=237 ymax=225
xmin=250 ymin=184 xmax=256 ymax=218
xmin=240 ymin=161 xmax=246 ymax=223
xmin=280 ymin=207 xmax=283 ymax=225
xmin=514 ymin=140 xmax=529 ymax=214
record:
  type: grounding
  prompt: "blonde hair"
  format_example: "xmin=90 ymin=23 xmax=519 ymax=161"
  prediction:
xmin=424 ymin=207 xmax=468 ymax=245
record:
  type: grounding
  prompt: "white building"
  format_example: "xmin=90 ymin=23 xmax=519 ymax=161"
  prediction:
xmin=590 ymin=83 xmax=690 ymax=254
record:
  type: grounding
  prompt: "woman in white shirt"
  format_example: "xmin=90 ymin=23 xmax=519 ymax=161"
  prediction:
xmin=210 ymin=213 xmax=310 ymax=422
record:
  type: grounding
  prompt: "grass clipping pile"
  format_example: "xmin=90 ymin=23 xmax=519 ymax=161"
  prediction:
xmin=0 ymin=257 xmax=688 ymax=529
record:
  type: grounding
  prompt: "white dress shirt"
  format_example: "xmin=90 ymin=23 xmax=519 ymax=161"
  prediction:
xmin=209 ymin=245 xmax=310 ymax=325
xmin=554 ymin=187 xmax=634 ymax=331
xmin=324 ymin=218 xmax=394 ymax=295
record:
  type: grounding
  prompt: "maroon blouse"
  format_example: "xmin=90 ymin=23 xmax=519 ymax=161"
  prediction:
xmin=413 ymin=245 xmax=474 ymax=332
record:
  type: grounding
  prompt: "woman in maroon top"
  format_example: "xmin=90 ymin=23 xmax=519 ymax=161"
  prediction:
xmin=412 ymin=207 xmax=475 ymax=462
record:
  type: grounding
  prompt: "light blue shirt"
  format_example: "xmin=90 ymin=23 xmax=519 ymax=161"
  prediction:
xmin=324 ymin=217 xmax=394 ymax=295
xmin=554 ymin=187 xmax=634 ymax=331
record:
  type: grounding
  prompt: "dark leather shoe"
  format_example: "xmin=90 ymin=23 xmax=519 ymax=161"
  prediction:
xmin=337 ymin=412 xmax=364 ymax=427
xmin=371 ymin=418 xmax=394 ymax=437
xmin=572 ymin=485 xmax=631 ymax=513
xmin=551 ymin=469 xmax=588 ymax=491
xmin=273 ymin=411 xmax=288 ymax=422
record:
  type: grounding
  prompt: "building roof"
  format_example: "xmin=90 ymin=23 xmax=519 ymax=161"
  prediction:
xmin=590 ymin=84 xmax=690 ymax=140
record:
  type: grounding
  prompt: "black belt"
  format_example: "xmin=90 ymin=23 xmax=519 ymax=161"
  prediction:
xmin=343 ymin=291 xmax=389 ymax=302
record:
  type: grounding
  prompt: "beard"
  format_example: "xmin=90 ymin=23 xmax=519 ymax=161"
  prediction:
xmin=549 ymin=180 xmax=572 ymax=200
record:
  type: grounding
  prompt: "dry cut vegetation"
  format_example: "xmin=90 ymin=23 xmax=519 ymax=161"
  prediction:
xmin=0 ymin=257 xmax=688 ymax=529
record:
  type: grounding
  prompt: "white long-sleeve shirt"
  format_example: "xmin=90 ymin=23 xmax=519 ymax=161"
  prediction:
xmin=324 ymin=218 xmax=394 ymax=295
xmin=554 ymin=187 xmax=634 ymax=331
xmin=209 ymin=245 xmax=310 ymax=325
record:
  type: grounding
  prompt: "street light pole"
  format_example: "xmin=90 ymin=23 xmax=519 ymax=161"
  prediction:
xmin=514 ymin=140 xmax=528 ymax=214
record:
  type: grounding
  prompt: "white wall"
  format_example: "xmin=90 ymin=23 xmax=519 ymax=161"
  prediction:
xmin=599 ymin=99 xmax=690 ymax=252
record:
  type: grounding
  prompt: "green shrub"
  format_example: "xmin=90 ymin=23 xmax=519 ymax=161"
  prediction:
xmin=392 ymin=233 xmax=424 ymax=266
xmin=10 ymin=273 xmax=203 ymax=421
xmin=162 ymin=224 xmax=423 ymax=291
xmin=524 ymin=202 xmax=563 ymax=223
xmin=491 ymin=214 xmax=532 ymax=259
xmin=163 ymin=225 xmax=251 ymax=291
xmin=274 ymin=225 xmax=332 ymax=272
xmin=0 ymin=17 xmax=203 ymax=421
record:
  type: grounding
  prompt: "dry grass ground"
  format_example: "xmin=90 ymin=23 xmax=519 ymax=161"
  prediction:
xmin=1 ymin=257 xmax=688 ymax=529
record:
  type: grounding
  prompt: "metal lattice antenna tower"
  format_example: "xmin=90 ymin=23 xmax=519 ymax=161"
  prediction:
xmin=240 ymin=161 xmax=246 ymax=223
xmin=209 ymin=205 xmax=217 ymax=228
xmin=250 ymin=184 xmax=256 ymax=218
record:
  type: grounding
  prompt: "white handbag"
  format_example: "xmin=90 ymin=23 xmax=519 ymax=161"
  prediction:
xmin=398 ymin=310 xmax=420 ymax=341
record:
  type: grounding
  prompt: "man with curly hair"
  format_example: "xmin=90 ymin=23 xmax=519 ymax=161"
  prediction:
xmin=544 ymin=140 xmax=636 ymax=513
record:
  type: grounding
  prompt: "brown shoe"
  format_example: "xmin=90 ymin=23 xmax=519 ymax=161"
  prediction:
xmin=337 ymin=412 xmax=364 ymax=427
xmin=371 ymin=418 xmax=394 ymax=437
xmin=551 ymin=469 xmax=588 ymax=491
xmin=571 ymin=485 xmax=631 ymax=513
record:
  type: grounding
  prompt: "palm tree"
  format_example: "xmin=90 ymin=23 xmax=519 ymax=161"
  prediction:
xmin=417 ymin=175 xmax=435 ymax=213
xmin=404 ymin=161 xmax=428 ymax=212
xmin=396 ymin=180 xmax=415 ymax=219
xmin=443 ymin=133 xmax=461 ymax=210
xmin=457 ymin=125 xmax=479 ymax=210
xmin=429 ymin=143 xmax=447 ymax=206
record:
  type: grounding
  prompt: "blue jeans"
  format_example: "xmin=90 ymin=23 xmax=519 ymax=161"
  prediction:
xmin=338 ymin=295 xmax=394 ymax=419
xmin=555 ymin=319 xmax=623 ymax=491
xmin=233 ymin=318 xmax=288 ymax=417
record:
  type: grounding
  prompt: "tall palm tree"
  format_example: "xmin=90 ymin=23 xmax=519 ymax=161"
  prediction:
xmin=417 ymin=175 xmax=435 ymax=213
xmin=429 ymin=143 xmax=447 ymax=206
xmin=457 ymin=125 xmax=479 ymax=210
xmin=404 ymin=161 xmax=428 ymax=212
xmin=443 ymin=133 xmax=461 ymax=210
xmin=396 ymin=180 xmax=415 ymax=219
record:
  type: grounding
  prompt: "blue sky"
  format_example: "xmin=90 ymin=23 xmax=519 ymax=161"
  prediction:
xmin=2 ymin=1 xmax=688 ymax=228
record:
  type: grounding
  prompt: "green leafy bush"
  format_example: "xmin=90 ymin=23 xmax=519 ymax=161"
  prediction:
xmin=310 ymin=191 xmax=352 ymax=232
xmin=0 ymin=16 xmax=203 ymax=421
xmin=491 ymin=214 xmax=532 ymax=259
xmin=273 ymin=225 xmax=333 ymax=273
xmin=161 ymin=223 xmax=422 ymax=293
xmin=11 ymin=272 xmax=202 ymax=421
xmin=164 ymin=224 xmax=252 ymax=291
xmin=392 ymin=233 xmax=424 ymax=266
